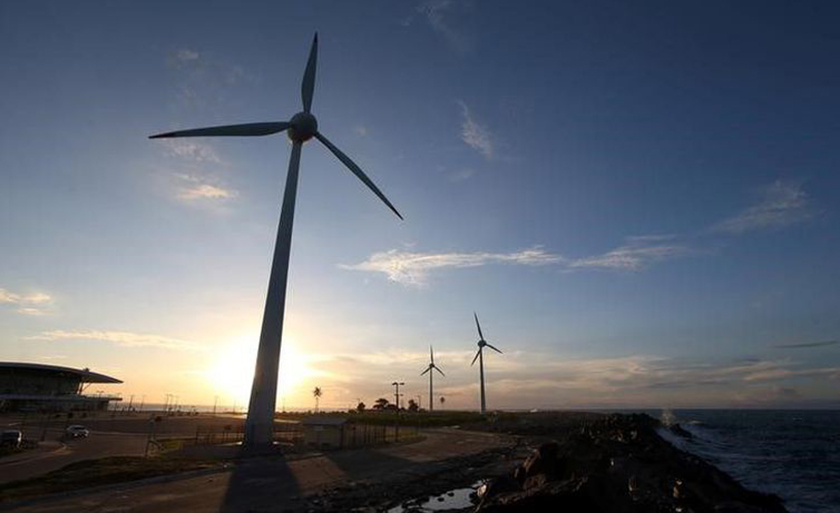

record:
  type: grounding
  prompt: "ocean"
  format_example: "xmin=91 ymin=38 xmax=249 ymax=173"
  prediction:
xmin=654 ymin=409 xmax=840 ymax=513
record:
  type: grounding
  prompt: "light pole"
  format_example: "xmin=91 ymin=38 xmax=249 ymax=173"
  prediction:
xmin=391 ymin=382 xmax=404 ymax=410
xmin=391 ymin=381 xmax=404 ymax=443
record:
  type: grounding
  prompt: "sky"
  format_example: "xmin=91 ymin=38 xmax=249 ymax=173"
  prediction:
xmin=1 ymin=1 xmax=839 ymax=411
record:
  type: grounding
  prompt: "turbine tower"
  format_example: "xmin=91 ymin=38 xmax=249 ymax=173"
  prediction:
xmin=420 ymin=345 xmax=445 ymax=411
xmin=471 ymin=312 xmax=502 ymax=414
xmin=149 ymin=34 xmax=402 ymax=447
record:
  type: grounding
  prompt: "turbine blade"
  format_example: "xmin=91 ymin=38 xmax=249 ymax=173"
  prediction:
xmin=474 ymin=312 xmax=485 ymax=341
xmin=471 ymin=349 xmax=481 ymax=366
xmin=435 ymin=366 xmax=445 ymax=377
xmin=149 ymin=122 xmax=290 ymax=139
xmin=486 ymin=343 xmax=503 ymax=354
xmin=301 ymin=33 xmax=318 ymax=113
xmin=421 ymin=367 xmax=430 ymax=376
xmin=314 ymin=131 xmax=403 ymax=219
xmin=430 ymin=345 xmax=434 ymax=365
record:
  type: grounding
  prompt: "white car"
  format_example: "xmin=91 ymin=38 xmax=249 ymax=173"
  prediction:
xmin=65 ymin=425 xmax=90 ymax=438
xmin=1 ymin=429 xmax=22 ymax=448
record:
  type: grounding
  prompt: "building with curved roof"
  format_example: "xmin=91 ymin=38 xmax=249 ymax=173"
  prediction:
xmin=0 ymin=362 xmax=122 ymax=412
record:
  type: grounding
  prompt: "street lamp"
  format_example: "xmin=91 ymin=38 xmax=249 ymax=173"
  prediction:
xmin=391 ymin=382 xmax=405 ymax=410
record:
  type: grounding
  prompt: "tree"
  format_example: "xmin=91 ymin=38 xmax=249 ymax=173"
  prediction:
xmin=356 ymin=401 xmax=366 ymax=413
xmin=407 ymin=399 xmax=419 ymax=413
xmin=313 ymin=387 xmax=322 ymax=413
xmin=372 ymin=397 xmax=390 ymax=410
xmin=439 ymin=396 xmax=445 ymax=409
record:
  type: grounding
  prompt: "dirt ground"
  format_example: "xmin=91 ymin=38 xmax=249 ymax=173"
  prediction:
xmin=2 ymin=428 xmax=519 ymax=513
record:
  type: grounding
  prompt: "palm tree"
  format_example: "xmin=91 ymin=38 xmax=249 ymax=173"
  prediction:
xmin=313 ymin=387 xmax=322 ymax=413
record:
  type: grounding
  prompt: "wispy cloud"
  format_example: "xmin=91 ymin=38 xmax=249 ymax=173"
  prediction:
xmin=773 ymin=340 xmax=838 ymax=349
xmin=458 ymin=101 xmax=494 ymax=159
xmin=342 ymin=247 xmax=562 ymax=287
xmin=177 ymin=181 xmax=237 ymax=201
xmin=164 ymin=140 xmax=221 ymax=164
xmin=415 ymin=0 xmax=474 ymax=53
xmin=174 ymin=48 xmax=199 ymax=64
xmin=713 ymin=180 xmax=811 ymax=234
xmin=567 ymin=241 xmax=693 ymax=271
xmin=448 ymin=168 xmax=475 ymax=182
xmin=344 ymin=237 xmax=692 ymax=286
xmin=30 ymin=330 xmax=197 ymax=350
xmin=0 ymin=287 xmax=53 ymax=315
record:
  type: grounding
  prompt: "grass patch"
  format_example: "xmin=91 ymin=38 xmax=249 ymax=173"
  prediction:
xmin=0 ymin=456 xmax=223 ymax=503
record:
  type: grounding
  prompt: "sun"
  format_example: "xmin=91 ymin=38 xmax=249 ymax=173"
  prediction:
xmin=206 ymin=334 xmax=318 ymax=407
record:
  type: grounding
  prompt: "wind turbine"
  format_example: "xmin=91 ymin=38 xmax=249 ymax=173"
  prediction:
xmin=471 ymin=312 xmax=502 ymax=414
xmin=149 ymin=34 xmax=402 ymax=448
xmin=420 ymin=345 xmax=445 ymax=411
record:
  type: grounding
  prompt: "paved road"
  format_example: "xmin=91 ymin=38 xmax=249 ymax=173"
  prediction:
xmin=0 ymin=429 xmax=147 ymax=484
xmin=5 ymin=428 xmax=512 ymax=513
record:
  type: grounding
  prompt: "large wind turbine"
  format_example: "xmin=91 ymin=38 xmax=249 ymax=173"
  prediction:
xmin=149 ymin=34 xmax=402 ymax=448
xmin=471 ymin=313 xmax=502 ymax=414
xmin=420 ymin=345 xmax=445 ymax=411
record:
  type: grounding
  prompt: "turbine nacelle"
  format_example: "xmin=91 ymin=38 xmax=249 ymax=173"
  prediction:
xmin=288 ymin=111 xmax=318 ymax=143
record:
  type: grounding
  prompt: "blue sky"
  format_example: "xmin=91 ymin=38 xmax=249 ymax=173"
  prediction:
xmin=1 ymin=1 xmax=839 ymax=410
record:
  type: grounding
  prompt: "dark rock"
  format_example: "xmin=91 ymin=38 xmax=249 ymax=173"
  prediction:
xmin=477 ymin=414 xmax=788 ymax=513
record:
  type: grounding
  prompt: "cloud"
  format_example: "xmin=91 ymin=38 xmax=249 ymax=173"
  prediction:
xmin=166 ymin=163 xmax=237 ymax=204
xmin=567 ymin=241 xmax=693 ymax=271
xmin=713 ymin=180 xmax=811 ymax=234
xmin=178 ymin=183 xmax=237 ymax=201
xmin=175 ymin=48 xmax=199 ymax=63
xmin=303 ymin=349 xmax=840 ymax=409
xmin=342 ymin=247 xmax=562 ymax=286
xmin=449 ymin=168 xmax=475 ymax=182
xmin=773 ymin=340 xmax=838 ymax=349
xmin=30 ymin=330 xmax=197 ymax=350
xmin=164 ymin=140 xmax=221 ymax=164
xmin=344 ymin=238 xmax=692 ymax=286
xmin=0 ymin=287 xmax=53 ymax=315
xmin=458 ymin=101 xmax=494 ymax=159
xmin=415 ymin=0 xmax=474 ymax=53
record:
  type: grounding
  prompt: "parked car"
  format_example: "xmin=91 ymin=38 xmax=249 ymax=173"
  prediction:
xmin=1 ymin=429 xmax=23 ymax=448
xmin=65 ymin=425 xmax=90 ymax=438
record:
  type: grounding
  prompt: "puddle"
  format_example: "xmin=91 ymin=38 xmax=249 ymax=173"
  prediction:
xmin=387 ymin=480 xmax=487 ymax=512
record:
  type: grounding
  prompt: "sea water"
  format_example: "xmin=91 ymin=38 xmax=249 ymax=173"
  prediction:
xmin=654 ymin=409 xmax=840 ymax=513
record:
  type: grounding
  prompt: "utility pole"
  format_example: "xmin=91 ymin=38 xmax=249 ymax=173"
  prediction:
xmin=127 ymin=394 xmax=134 ymax=415
xmin=213 ymin=395 xmax=218 ymax=416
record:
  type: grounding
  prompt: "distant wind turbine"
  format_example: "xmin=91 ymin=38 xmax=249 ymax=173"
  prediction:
xmin=420 ymin=345 xmax=445 ymax=411
xmin=149 ymin=34 xmax=402 ymax=448
xmin=471 ymin=312 xmax=502 ymax=414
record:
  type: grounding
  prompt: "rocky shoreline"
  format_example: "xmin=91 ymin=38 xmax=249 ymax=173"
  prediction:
xmin=314 ymin=412 xmax=788 ymax=512
xmin=473 ymin=413 xmax=787 ymax=512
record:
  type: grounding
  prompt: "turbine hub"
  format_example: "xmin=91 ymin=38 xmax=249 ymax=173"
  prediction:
xmin=288 ymin=111 xmax=318 ymax=142
xmin=478 ymin=340 xmax=486 ymax=348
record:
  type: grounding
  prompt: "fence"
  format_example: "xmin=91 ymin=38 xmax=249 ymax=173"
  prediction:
xmin=181 ymin=420 xmax=420 ymax=450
